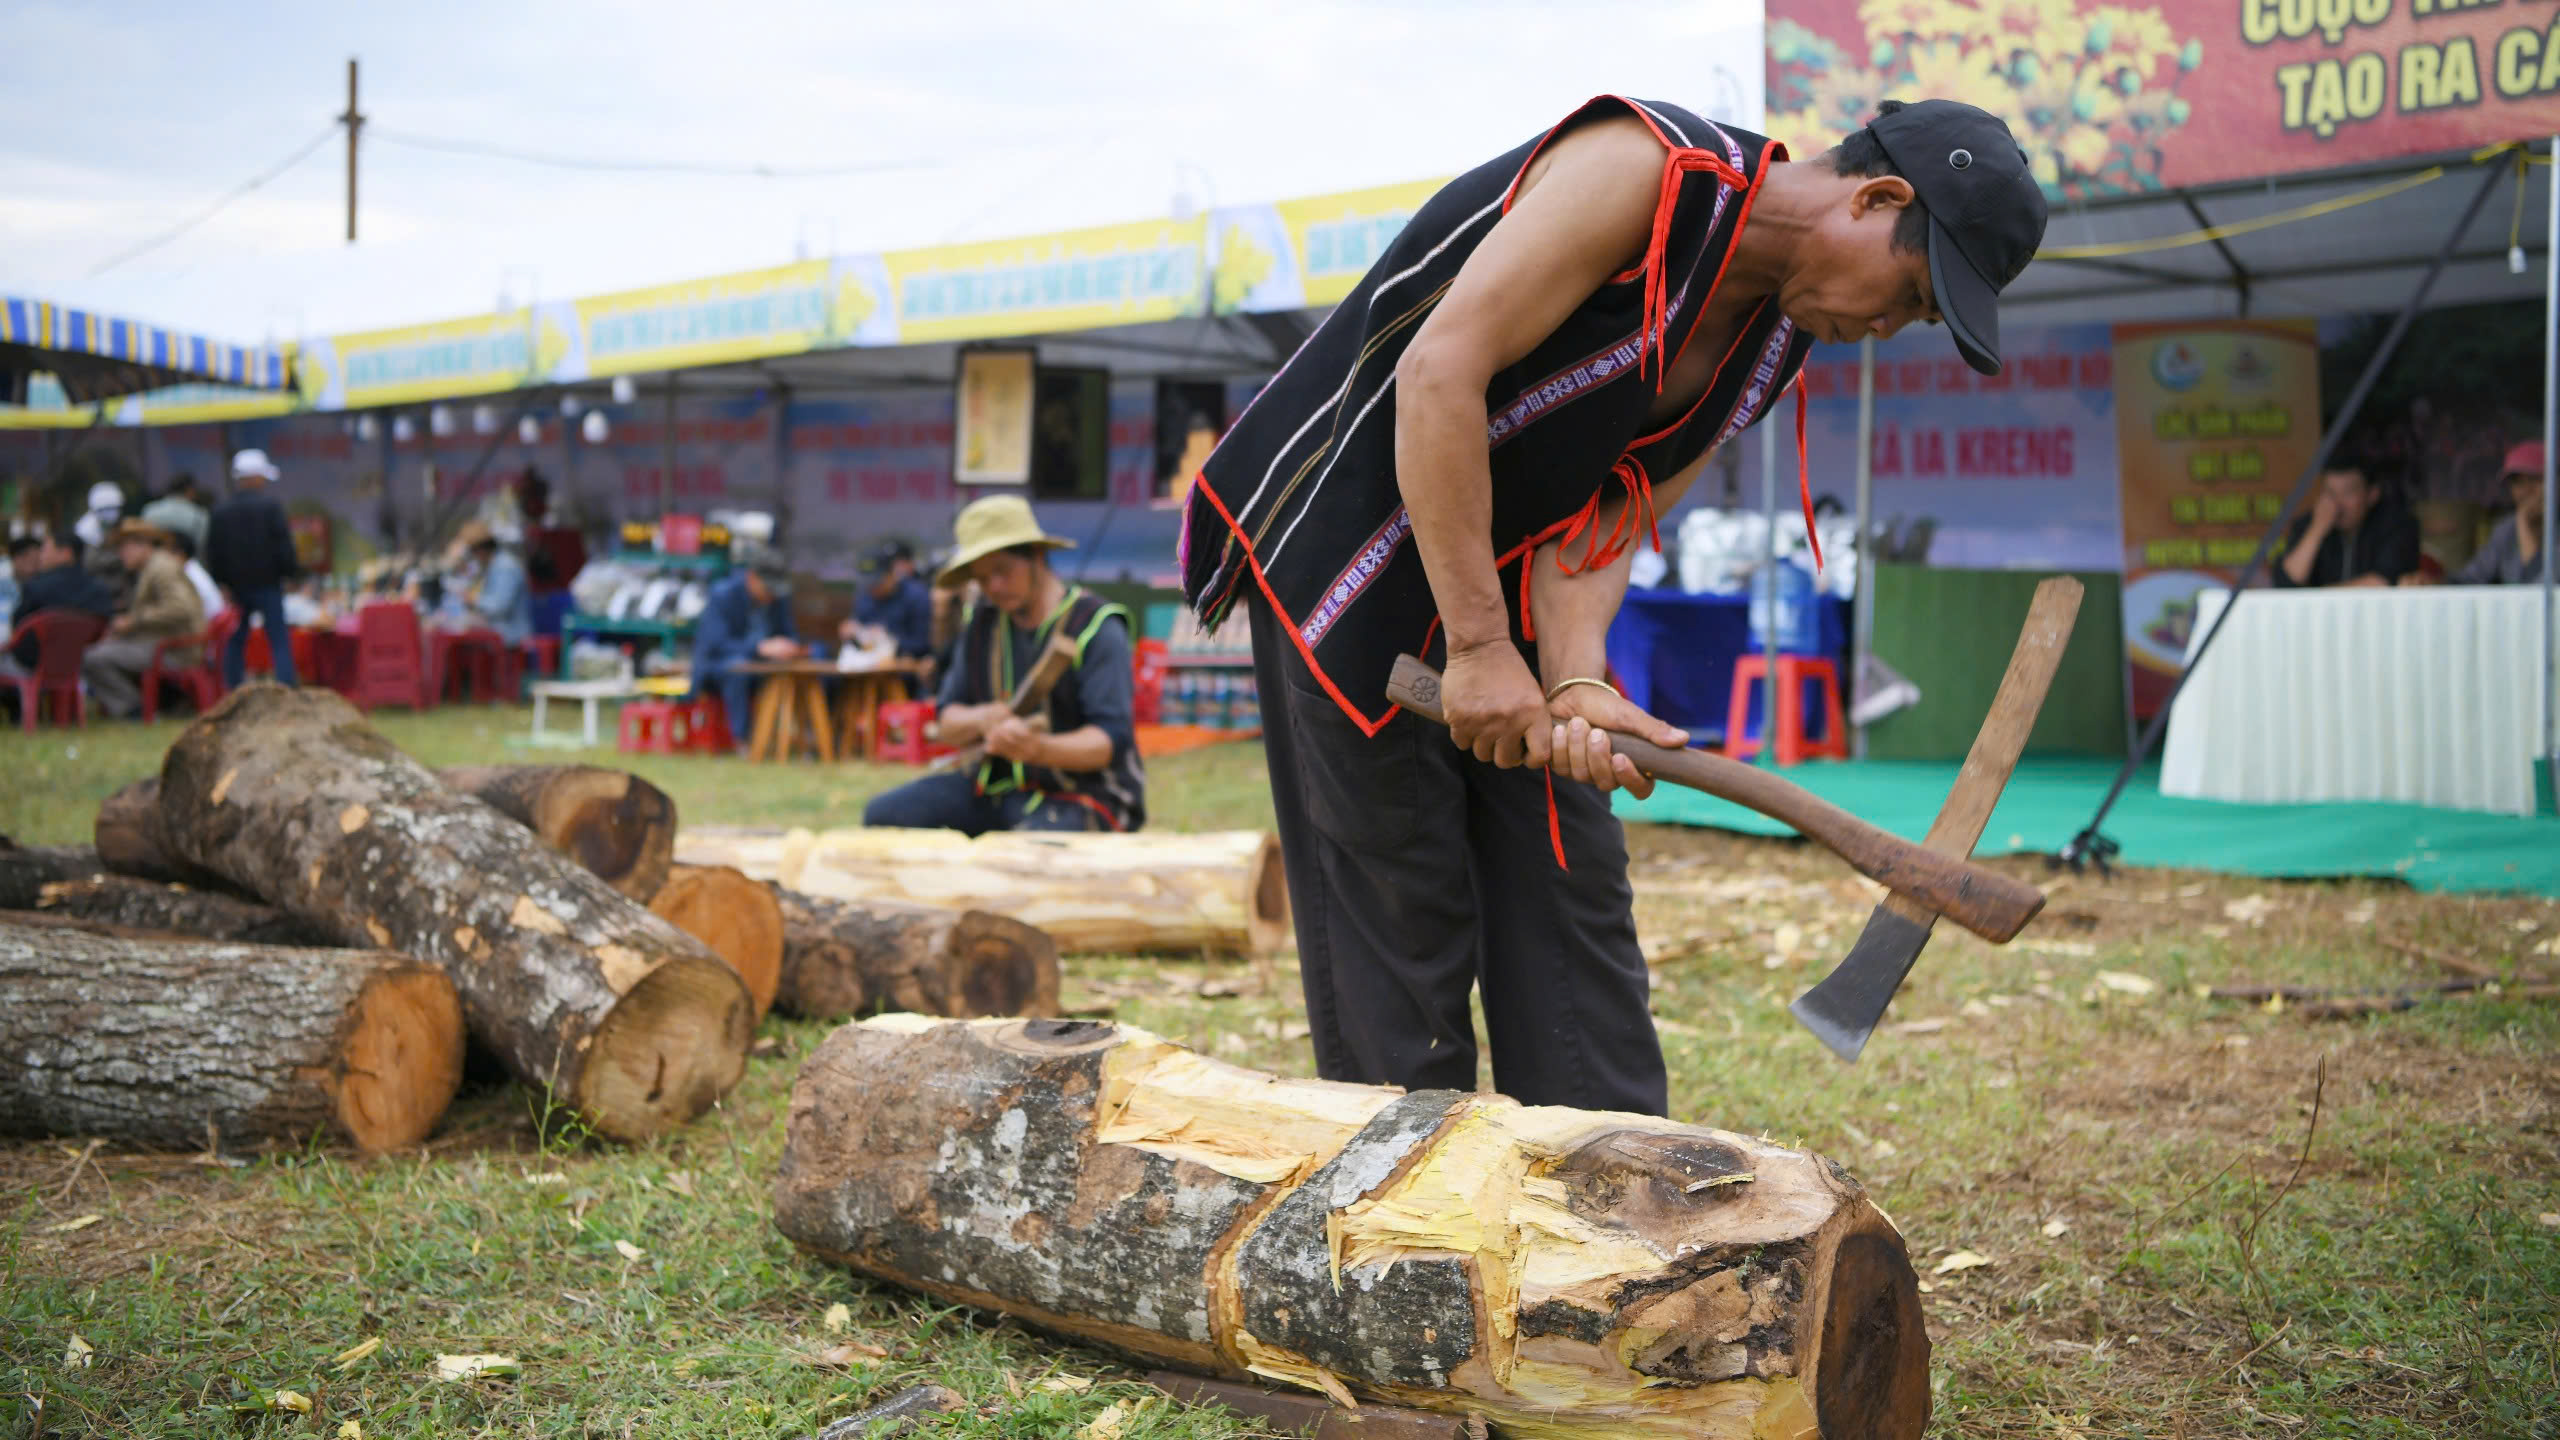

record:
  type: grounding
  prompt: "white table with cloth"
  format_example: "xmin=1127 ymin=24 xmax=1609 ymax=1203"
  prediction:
xmin=2161 ymin=586 xmax=2556 ymax=816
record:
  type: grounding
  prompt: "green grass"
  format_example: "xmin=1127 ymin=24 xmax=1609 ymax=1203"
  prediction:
xmin=4 ymin=706 xmax=2558 ymax=1438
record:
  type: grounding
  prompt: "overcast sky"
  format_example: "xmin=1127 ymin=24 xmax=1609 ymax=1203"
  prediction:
xmin=2 ymin=0 xmax=1762 ymax=347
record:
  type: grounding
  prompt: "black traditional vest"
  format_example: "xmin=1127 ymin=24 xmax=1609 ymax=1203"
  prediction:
xmin=1179 ymin=96 xmax=1813 ymax=734
xmin=958 ymin=586 xmax=1146 ymax=831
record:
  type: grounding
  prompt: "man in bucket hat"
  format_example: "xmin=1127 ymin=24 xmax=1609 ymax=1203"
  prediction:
xmin=863 ymin=495 xmax=1145 ymax=833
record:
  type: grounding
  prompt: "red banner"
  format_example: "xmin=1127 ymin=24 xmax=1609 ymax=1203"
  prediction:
xmin=1767 ymin=0 xmax=2560 ymax=202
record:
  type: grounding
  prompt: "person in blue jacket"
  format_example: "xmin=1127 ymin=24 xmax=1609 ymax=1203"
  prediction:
xmin=839 ymin=538 xmax=935 ymax=696
xmin=691 ymin=547 xmax=802 ymax=744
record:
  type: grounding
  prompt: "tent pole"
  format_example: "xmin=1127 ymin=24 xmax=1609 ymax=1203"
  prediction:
xmin=2058 ymin=156 xmax=2513 ymax=872
xmin=1758 ymin=412 xmax=1779 ymax=768
xmin=2544 ymin=134 xmax=2557 ymax=815
xmin=1851 ymin=337 xmax=1876 ymax=759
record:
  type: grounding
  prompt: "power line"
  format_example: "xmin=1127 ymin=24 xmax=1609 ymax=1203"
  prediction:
xmin=367 ymin=126 xmax=936 ymax=178
xmin=87 ymin=123 xmax=344 ymax=278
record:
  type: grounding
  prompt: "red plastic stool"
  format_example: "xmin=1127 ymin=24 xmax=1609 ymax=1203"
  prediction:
xmin=676 ymin=695 xmax=734 ymax=754
xmin=873 ymin=700 xmax=950 ymax=765
xmin=1725 ymin=654 xmax=1848 ymax=765
xmin=617 ymin=699 xmax=690 ymax=754
xmin=524 ymin=635 xmax=561 ymax=680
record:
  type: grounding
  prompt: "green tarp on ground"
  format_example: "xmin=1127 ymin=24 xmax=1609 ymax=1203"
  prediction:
xmin=1614 ymin=755 xmax=2560 ymax=897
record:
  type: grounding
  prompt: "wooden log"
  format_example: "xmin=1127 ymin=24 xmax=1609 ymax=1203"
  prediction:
xmin=767 ymin=885 xmax=1058 ymax=1021
xmin=16 ymin=872 xmax=337 ymax=948
xmin=152 ymin=685 xmax=753 ymax=1142
xmin=94 ymin=778 xmax=234 ymax=890
xmin=438 ymin=765 xmax=677 ymax=902
xmin=680 ymin=827 xmax=1290 ymax=957
xmin=775 ymin=1017 xmax=1927 ymax=1440
xmin=0 ymin=839 xmax=108 ymax=910
xmin=0 ymin=916 xmax=465 ymax=1152
xmin=648 ymin=864 xmax=783 ymax=1022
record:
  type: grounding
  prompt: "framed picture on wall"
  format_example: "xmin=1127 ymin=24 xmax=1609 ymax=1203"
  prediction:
xmin=954 ymin=347 xmax=1036 ymax=486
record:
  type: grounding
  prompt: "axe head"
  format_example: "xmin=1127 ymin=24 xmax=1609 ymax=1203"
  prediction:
xmin=1789 ymin=904 xmax=1934 ymax=1063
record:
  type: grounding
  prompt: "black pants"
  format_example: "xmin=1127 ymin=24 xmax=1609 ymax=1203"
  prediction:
xmin=1248 ymin=599 xmax=1667 ymax=1115
xmin=863 ymin=771 xmax=1110 ymax=835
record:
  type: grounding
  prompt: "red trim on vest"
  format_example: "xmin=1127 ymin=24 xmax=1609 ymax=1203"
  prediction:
xmin=1795 ymin=376 xmax=1822 ymax=572
xmin=1191 ymin=469 xmax=1404 ymax=736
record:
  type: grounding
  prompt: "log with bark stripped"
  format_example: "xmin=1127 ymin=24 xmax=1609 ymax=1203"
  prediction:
xmin=774 ymin=1017 xmax=1927 ymax=1440
xmin=680 ymin=827 xmax=1289 ymax=957
xmin=767 ymin=886 xmax=1057 ymax=1021
xmin=152 ymin=685 xmax=753 ymax=1141
xmin=0 ymin=916 xmax=464 ymax=1152
xmin=438 ymin=765 xmax=678 ymax=902
xmin=648 ymin=864 xmax=783 ymax=1022
xmin=16 ymin=872 xmax=336 ymax=948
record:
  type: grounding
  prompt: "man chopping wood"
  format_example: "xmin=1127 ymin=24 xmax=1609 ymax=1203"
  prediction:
xmin=865 ymin=495 xmax=1145 ymax=834
xmin=1178 ymin=96 xmax=2048 ymax=1114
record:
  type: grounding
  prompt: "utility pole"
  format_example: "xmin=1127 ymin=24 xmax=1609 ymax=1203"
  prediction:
xmin=341 ymin=58 xmax=364 ymax=243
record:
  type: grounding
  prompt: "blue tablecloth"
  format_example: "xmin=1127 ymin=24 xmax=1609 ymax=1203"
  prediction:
xmin=1605 ymin=587 xmax=1848 ymax=744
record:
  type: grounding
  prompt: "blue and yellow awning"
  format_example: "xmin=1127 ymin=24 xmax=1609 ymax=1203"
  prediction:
xmin=0 ymin=295 xmax=291 ymax=406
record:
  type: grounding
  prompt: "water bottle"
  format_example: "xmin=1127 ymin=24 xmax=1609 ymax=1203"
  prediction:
xmin=1749 ymin=559 xmax=1818 ymax=654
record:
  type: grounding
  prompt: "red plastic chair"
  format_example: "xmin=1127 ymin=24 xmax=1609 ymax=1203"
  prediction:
xmin=353 ymin=603 xmax=432 ymax=712
xmin=1725 ymin=654 xmax=1848 ymax=766
xmin=6 ymin=612 xmax=108 ymax=731
xmin=524 ymin=634 xmax=561 ymax=681
xmin=139 ymin=629 xmax=221 ymax=722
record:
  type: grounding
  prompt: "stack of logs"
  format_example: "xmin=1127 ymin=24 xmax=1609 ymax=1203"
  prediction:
xmin=0 ymin=684 xmax=1059 ymax=1157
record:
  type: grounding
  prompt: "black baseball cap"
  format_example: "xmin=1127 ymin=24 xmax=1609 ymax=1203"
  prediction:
xmin=1866 ymin=99 xmax=2048 ymax=376
xmin=861 ymin=539 xmax=915 ymax=574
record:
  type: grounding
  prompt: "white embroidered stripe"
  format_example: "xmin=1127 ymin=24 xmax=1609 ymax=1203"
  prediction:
xmin=1220 ymin=196 xmax=1503 ymax=536
xmin=1298 ymin=506 xmax=1415 ymax=647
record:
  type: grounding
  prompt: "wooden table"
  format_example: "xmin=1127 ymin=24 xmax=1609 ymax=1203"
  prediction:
xmin=832 ymin=659 xmax=930 ymax=759
xmin=737 ymin=660 xmax=841 ymax=763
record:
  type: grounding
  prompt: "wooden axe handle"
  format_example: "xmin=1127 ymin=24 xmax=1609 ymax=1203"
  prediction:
xmin=936 ymin=631 xmax=1081 ymax=773
xmin=1384 ymin=655 xmax=2045 ymax=942
xmin=1883 ymin=575 xmax=2087 ymax=925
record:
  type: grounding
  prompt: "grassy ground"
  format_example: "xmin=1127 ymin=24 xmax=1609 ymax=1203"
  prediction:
xmin=3 ymin=706 xmax=2556 ymax=1438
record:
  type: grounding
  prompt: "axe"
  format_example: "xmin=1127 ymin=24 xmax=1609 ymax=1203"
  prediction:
xmin=1791 ymin=575 xmax=2085 ymax=1061
xmin=1383 ymin=655 xmax=2046 ymax=944
xmin=930 ymin=630 xmax=1079 ymax=773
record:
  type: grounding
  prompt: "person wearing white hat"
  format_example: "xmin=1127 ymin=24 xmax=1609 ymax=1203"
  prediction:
xmin=72 ymin=481 xmax=125 ymax=550
xmin=862 ymin=495 xmax=1145 ymax=834
xmin=204 ymin=448 xmax=302 ymax=689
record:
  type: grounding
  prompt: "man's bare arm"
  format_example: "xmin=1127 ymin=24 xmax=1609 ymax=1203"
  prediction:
xmin=1393 ymin=115 xmax=1670 ymax=764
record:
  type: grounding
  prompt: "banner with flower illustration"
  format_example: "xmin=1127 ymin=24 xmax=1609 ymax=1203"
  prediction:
xmin=1768 ymin=0 xmax=2560 ymax=201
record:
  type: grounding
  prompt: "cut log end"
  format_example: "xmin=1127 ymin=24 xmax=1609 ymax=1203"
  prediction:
xmin=338 ymin=966 xmax=469 ymax=1152
xmin=1246 ymin=833 xmax=1290 ymax=955
xmin=1811 ymin=1225 xmax=1932 ymax=1440
xmin=648 ymin=865 xmax=783 ymax=1021
xmin=946 ymin=911 xmax=1059 ymax=1018
xmin=440 ymin=765 xmax=677 ymax=902
xmin=577 ymin=955 xmax=753 ymax=1142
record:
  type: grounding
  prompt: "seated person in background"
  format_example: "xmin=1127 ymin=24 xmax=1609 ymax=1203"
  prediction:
xmin=4 ymin=531 xmax=115 ymax=683
xmin=864 ymin=497 xmax=1144 ymax=834
xmin=692 ymin=548 xmax=802 ymax=744
xmin=0 ymin=533 xmax=31 ymax=622
xmin=83 ymin=521 xmax=206 ymax=718
xmin=140 ymin=474 xmax=212 ymax=558
xmin=171 ymin=532 xmax=224 ymax=623
xmin=2276 ymin=457 xmax=2421 ymax=588
xmin=840 ymin=539 xmax=933 ymax=656
xmin=458 ymin=522 xmax=533 ymax=643
xmin=2425 ymin=441 xmax=2546 ymax=586
xmin=282 ymin=577 xmax=326 ymax=628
